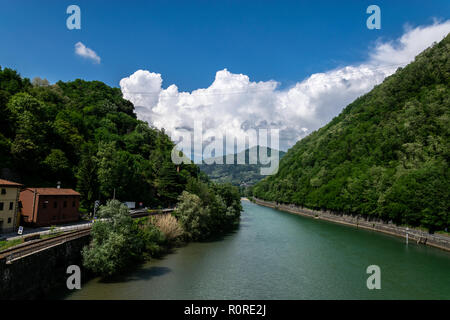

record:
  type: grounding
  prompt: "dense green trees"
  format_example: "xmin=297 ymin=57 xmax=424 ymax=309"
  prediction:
xmin=174 ymin=180 xmax=242 ymax=241
xmin=1 ymin=66 xmax=243 ymax=276
xmin=252 ymin=35 xmax=450 ymax=232
xmin=0 ymin=67 xmax=199 ymax=211
xmin=83 ymin=184 xmax=241 ymax=277
xmin=82 ymin=200 xmax=170 ymax=276
xmin=82 ymin=200 xmax=148 ymax=276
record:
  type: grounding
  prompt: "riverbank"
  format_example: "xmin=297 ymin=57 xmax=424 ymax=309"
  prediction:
xmin=61 ymin=200 xmax=450 ymax=300
xmin=251 ymin=198 xmax=450 ymax=252
xmin=0 ymin=234 xmax=91 ymax=299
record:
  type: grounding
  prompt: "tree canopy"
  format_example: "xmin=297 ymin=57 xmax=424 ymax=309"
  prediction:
xmin=252 ymin=35 xmax=450 ymax=232
xmin=0 ymin=67 xmax=201 ymax=210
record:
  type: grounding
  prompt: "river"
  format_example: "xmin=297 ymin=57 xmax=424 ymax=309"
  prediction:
xmin=60 ymin=200 xmax=450 ymax=299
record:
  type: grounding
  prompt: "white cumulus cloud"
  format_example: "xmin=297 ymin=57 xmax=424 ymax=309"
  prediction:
xmin=75 ymin=42 xmax=101 ymax=64
xmin=120 ymin=21 xmax=450 ymax=154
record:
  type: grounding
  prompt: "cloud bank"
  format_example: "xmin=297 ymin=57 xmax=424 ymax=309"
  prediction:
xmin=75 ymin=42 xmax=101 ymax=64
xmin=120 ymin=21 xmax=450 ymax=154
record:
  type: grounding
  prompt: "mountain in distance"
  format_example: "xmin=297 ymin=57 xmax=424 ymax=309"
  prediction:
xmin=253 ymin=34 xmax=450 ymax=232
xmin=199 ymin=146 xmax=286 ymax=186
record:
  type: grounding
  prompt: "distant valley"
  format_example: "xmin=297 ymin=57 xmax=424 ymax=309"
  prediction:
xmin=199 ymin=146 xmax=285 ymax=186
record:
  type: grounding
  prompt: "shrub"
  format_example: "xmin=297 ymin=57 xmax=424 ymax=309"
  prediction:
xmin=174 ymin=186 xmax=242 ymax=241
xmin=152 ymin=214 xmax=184 ymax=242
xmin=174 ymin=191 xmax=210 ymax=240
xmin=82 ymin=200 xmax=145 ymax=277
xmin=135 ymin=218 xmax=165 ymax=257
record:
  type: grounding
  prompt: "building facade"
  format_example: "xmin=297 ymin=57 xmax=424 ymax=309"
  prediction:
xmin=20 ymin=188 xmax=81 ymax=227
xmin=0 ymin=179 xmax=23 ymax=233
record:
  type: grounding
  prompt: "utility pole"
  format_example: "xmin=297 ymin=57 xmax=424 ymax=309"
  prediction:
xmin=406 ymin=227 xmax=409 ymax=245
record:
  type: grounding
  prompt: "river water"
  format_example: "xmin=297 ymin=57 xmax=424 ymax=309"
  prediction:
xmin=61 ymin=200 xmax=450 ymax=299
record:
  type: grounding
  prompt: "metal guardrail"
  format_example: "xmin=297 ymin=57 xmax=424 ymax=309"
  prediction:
xmin=0 ymin=207 xmax=176 ymax=263
xmin=0 ymin=228 xmax=91 ymax=264
xmin=129 ymin=208 xmax=175 ymax=218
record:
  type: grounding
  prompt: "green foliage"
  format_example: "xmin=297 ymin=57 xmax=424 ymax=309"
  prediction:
xmin=0 ymin=66 xmax=243 ymax=275
xmin=76 ymin=144 xmax=99 ymax=210
xmin=174 ymin=191 xmax=210 ymax=240
xmin=83 ymin=200 xmax=174 ymax=277
xmin=0 ymin=69 xmax=200 ymax=211
xmin=252 ymin=35 xmax=450 ymax=232
xmin=134 ymin=217 xmax=166 ymax=258
xmin=82 ymin=200 xmax=145 ymax=276
xmin=174 ymin=180 xmax=242 ymax=241
xmin=0 ymin=238 xmax=23 ymax=251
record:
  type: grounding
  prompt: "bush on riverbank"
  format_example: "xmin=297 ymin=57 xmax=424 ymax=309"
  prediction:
xmin=82 ymin=200 xmax=168 ymax=277
xmin=151 ymin=214 xmax=184 ymax=243
xmin=174 ymin=181 xmax=242 ymax=241
xmin=82 ymin=200 xmax=145 ymax=276
xmin=82 ymin=180 xmax=242 ymax=277
xmin=135 ymin=216 xmax=167 ymax=258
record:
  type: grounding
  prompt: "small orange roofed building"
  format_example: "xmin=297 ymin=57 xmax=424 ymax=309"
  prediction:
xmin=20 ymin=186 xmax=81 ymax=227
xmin=0 ymin=179 xmax=23 ymax=233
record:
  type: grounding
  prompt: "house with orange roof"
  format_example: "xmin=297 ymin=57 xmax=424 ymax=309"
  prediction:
xmin=19 ymin=187 xmax=80 ymax=227
xmin=0 ymin=179 xmax=23 ymax=233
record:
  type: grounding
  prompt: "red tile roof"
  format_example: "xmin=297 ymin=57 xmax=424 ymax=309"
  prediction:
xmin=24 ymin=188 xmax=81 ymax=196
xmin=0 ymin=179 xmax=23 ymax=187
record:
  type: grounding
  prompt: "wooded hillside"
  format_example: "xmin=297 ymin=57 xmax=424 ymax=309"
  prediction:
xmin=253 ymin=34 xmax=449 ymax=232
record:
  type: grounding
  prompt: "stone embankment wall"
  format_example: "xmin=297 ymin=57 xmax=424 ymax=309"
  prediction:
xmin=0 ymin=235 xmax=90 ymax=299
xmin=252 ymin=198 xmax=450 ymax=252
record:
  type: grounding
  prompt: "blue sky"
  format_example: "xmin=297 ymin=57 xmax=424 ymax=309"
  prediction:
xmin=1 ymin=1 xmax=449 ymax=152
xmin=0 ymin=0 xmax=449 ymax=90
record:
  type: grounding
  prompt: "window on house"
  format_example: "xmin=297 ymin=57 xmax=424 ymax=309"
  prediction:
xmin=9 ymin=202 xmax=13 ymax=210
xmin=0 ymin=202 xmax=3 ymax=211
xmin=63 ymin=201 xmax=67 ymax=208
xmin=54 ymin=202 xmax=57 ymax=208
xmin=43 ymin=202 xmax=47 ymax=209
xmin=7 ymin=217 xmax=11 ymax=224
xmin=1 ymin=189 xmax=5 ymax=195
xmin=72 ymin=201 xmax=76 ymax=207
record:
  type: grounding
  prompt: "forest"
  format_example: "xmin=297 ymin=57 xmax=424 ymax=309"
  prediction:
xmin=0 ymin=67 xmax=241 ymax=228
xmin=252 ymin=34 xmax=449 ymax=232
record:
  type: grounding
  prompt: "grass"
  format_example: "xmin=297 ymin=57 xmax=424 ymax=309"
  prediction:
xmin=148 ymin=209 xmax=163 ymax=214
xmin=40 ymin=232 xmax=63 ymax=240
xmin=0 ymin=238 xmax=23 ymax=252
xmin=152 ymin=214 xmax=184 ymax=241
xmin=0 ymin=231 xmax=65 ymax=252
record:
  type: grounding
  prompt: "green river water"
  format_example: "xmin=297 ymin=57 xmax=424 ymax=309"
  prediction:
xmin=60 ymin=200 xmax=450 ymax=299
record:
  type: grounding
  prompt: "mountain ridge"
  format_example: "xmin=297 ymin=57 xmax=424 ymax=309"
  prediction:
xmin=252 ymin=34 xmax=450 ymax=232
xmin=199 ymin=146 xmax=285 ymax=186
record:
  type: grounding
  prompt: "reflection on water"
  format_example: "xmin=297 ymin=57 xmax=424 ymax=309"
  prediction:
xmin=60 ymin=200 xmax=450 ymax=300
